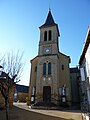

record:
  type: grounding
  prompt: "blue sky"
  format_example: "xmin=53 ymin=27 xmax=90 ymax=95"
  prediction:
xmin=0 ymin=0 xmax=90 ymax=86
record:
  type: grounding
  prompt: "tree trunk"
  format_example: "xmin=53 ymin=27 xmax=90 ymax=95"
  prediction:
xmin=5 ymin=97 xmax=9 ymax=120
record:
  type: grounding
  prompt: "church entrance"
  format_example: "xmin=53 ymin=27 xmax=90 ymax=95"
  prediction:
xmin=43 ymin=86 xmax=51 ymax=102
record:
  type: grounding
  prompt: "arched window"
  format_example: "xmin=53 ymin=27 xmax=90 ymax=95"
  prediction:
xmin=48 ymin=62 xmax=51 ymax=75
xmin=48 ymin=30 xmax=52 ymax=41
xmin=44 ymin=31 xmax=47 ymax=41
xmin=43 ymin=63 xmax=46 ymax=75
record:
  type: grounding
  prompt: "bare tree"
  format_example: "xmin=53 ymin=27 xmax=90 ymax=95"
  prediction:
xmin=0 ymin=51 xmax=24 ymax=120
xmin=2 ymin=51 xmax=24 ymax=81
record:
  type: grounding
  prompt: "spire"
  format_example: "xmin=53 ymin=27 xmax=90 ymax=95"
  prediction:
xmin=44 ymin=10 xmax=55 ymax=25
xmin=39 ymin=10 xmax=56 ymax=28
xmin=39 ymin=10 xmax=60 ymax=36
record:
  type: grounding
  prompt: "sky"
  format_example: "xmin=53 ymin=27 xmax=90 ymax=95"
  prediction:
xmin=0 ymin=0 xmax=90 ymax=86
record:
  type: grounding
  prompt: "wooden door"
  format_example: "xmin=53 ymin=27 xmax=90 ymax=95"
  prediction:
xmin=43 ymin=86 xmax=51 ymax=102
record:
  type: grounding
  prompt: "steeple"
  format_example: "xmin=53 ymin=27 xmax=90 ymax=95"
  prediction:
xmin=44 ymin=10 xmax=55 ymax=26
xmin=39 ymin=10 xmax=56 ymax=28
xmin=39 ymin=10 xmax=60 ymax=36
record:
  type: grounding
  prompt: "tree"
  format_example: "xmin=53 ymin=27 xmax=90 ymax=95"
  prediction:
xmin=0 ymin=51 xmax=24 ymax=120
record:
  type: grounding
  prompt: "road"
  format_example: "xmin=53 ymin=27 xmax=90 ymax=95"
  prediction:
xmin=0 ymin=103 xmax=82 ymax=120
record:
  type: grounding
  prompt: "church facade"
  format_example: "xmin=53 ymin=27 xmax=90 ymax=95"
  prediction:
xmin=29 ymin=10 xmax=71 ymax=106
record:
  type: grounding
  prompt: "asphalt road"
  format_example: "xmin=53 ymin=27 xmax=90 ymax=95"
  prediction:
xmin=0 ymin=103 xmax=82 ymax=120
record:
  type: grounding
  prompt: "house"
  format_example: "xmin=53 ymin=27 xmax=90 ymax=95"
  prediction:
xmin=14 ymin=84 xmax=29 ymax=102
xmin=29 ymin=10 xmax=72 ymax=106
xmin=79 ymin=26 xmax=90 ymax=119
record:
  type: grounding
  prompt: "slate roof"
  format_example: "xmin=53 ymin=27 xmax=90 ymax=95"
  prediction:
xmin=39 ymin=10 xmax=60 ymax=36
xmin=15 ymin=84 xmax=29 ymax=93
xmin=42 ymin=10 xmax=55 ymax=26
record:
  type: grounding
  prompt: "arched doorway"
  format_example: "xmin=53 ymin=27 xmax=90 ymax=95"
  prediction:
xmin=43 ymin=86 xmax=51 ymax=102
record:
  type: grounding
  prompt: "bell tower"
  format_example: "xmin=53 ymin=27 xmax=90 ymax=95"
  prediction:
xmin=38 ymin=10 xmax=60 ymax=56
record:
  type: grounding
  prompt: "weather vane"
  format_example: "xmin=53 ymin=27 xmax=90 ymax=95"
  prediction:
xmin=49 ymin=1 xmax=51 ymax=12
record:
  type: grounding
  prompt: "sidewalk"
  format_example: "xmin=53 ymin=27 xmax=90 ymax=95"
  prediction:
xmin=13 ymin=102 xmax=82 ymax=120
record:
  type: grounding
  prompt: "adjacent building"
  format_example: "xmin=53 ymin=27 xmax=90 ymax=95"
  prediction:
xmin=70 ymin=67 xmax=80 ymax=109
xmin=14 ymin=84 xmax=29 ymax=102
xmin=79 ymin=26 xmax=90 ymax=113
xmin=29 ymin=10 xmax=72 ymax=106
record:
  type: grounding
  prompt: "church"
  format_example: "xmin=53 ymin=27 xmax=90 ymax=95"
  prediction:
xmin=29 ymin=10 xmax=72 ymax=106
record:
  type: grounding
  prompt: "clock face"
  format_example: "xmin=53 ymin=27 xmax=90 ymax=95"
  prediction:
xmin=45 ymin=49 xmax=50 ymax=53
xmin=44 ymin=47 xmax=51 ymax=54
